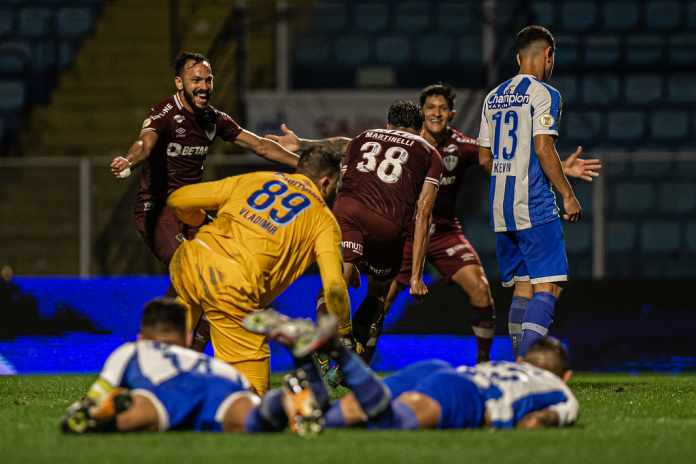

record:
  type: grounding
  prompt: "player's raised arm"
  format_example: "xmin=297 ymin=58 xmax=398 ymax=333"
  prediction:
xmin=314 ymin=224 xmax=352 ymax=336
xmin=265 ymin=123 xmax=351 ymax=158
xmin=110 ymin=130 xmax=158 ymax=179
xmin=167 ymin=178 xmax=235 ymax=227
xmin=234 ymin=129 xmax=300 ymax=168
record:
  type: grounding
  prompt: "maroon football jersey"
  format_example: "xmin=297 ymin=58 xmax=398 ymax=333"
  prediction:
xmin=339 ymin=128 xmax=443 ymax=229
xmin=432 ymin=127 xmax=479 ymax=224
xmin=135 ymin=93 xmax=242 ymax=210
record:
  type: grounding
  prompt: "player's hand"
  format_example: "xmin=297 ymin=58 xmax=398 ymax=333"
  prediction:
xmin=562 ymin=195 xmax=582 ymax=223
xmin=110 ymin=156 xmax=131 ymax=179
xmin=563 ymin=146 xmax=602 ymax=182
xmin=264 ymin=123 xmax=300 ymax=152
xmin=409 ymin=279 xmax=429 ymax=300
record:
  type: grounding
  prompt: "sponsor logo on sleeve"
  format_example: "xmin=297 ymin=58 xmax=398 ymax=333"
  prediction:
xmin=539 ymin=114 xmax=555 ymax=128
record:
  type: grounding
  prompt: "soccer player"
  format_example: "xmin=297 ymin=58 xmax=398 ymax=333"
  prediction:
xmin=109 ymin=52 xmax=299 ymax=267
xmin=60 ymin=298 xmax=329 ymax=435
xmin=478 ymin=26 xmax=580 ymax=357
xmin=250 ymin=310 xmax=578 ymax=431
xmin=268 ymin=101 xmax=443 ymax=362
xmin=165 ymin=146 xmax=350 ymax=395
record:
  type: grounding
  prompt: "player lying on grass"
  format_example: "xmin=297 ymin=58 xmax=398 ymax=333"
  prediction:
xmin=61 ymin=298 xmax=334 ymax=435
xmin=248 ymin=309 xmax=579 ymax=430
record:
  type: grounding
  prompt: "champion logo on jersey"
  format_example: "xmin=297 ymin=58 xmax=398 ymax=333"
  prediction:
xmin=174 ymin=115 xmax=185 ymax=124
xmin=443 ymin=154 xmax=459 ymax=171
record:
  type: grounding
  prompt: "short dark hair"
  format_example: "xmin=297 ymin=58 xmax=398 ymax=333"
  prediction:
xmin=174 ymin=52 xmax=210 ymax=76
xmin=140 ymin=298 xmax=186 ymax=335
xmin=524 ymin=337 xmax=570 ymax=378
xmin=516 ymin=25 xmax=555 ymax=54
xmin=297 ymin=146 xmax=341 ymax=180
xmin=419 ymin=83 xmax=456 ymax=111
xmin=387 ymin=100 xmax=424 ymax=131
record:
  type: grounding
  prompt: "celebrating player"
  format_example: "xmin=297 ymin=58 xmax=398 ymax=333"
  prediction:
xmin=166 ymin=147 xmax=350 ymax=394
xmin=478 ymin=26 xmax=579 ymax=357
xmin=250 ymin=309 xmax=578 ymax=431
xmin=61 ymin=298 xmax=330 ymax=435
xmin=109 ymin=52 xmax=299 ymax=267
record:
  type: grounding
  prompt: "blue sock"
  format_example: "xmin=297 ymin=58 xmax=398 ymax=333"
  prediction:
xmin=367 ymin=400 xmax=419 ymax=430
xmin=324 ymin=402 xmax=347 ymax=428
xmin=244 ymin=389 xmax=286 ymax=433
xmin=336 ymin=346 xmax=391 ymax=418
xmin=519 ymin=292 xmax=557 ymax=356
xmin=508 ymin=296 xmax=529 ymax=358
xmin=295 ymin=356 xmax=330 ymax=411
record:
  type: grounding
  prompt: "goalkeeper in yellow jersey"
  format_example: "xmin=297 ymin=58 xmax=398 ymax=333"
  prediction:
xmin=167 ymin=147 xmax=350 ymax=395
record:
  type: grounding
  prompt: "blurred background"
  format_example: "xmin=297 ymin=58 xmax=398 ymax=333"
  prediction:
xmin=0 ymin=0 xmax=694 ymax=374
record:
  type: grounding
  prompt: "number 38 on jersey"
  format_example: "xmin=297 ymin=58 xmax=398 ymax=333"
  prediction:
xmin=356 ymin=141 xmax=409 ymax=184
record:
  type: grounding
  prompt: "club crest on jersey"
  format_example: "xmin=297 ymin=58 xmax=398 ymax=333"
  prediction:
xmin=539 ymin=114 xmax=555 ymax=128
xmin=443 ymin=154 xmax=459 ymax=172
xmin=142 ymin=118 xmax=151 ymax=128
xmin=205 ymin=126 xmax=216 ymax=141
xmin=174 ymin=115 xmax=185 ymax=124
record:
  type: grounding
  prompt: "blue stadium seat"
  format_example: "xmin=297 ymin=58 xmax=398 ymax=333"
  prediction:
xmin=18 ymin=7 xmax=54 ymax=37
xmin=395 ymin=2 xmax=430 ymax=32
xmin=312 ymin=2 xmax=348 ymax=32
xmin=354 ymin=3 xmax=388 ymax=32
xmin=614 ymin=182 xmax=654 ymax=214
xmin=606 ymin=221 xmax=636 ymax=252
xmin=0 ymin=80 xmax=25 ymax=111
xmin=563 ymin=111 xmax=602 ymax=142
xmin=658 ymin=182 xmax=696 ymax=214
xmin=294 ymin=37 xmax=331 ymax=65
xmin=602 ymin=1 xmax=639 ymax=31
xmin=607 ymin=111 xmax=645 ymax=141
xmin=645 ymin=1 xmax=681 ymax=30
xmin=582 ymin=76 xmax=619 ymax=105
xmin=689 ymin=2 xmax=696 ymax=28
xmin=375 ymin=36 xmax=410 ymax=65
xmin=686 ymin=222 xmax=696 ymax=253
xmin=626 ymin=35 xmax=664 ymax=64
xmin=416 ymin=35 xmax=453 ymax=65
xmin=555 ymin=35 xmax=579 ymax=65
xmin=334 ymin=35 xmax=370 ymax=66
xmin=561 ymin=1 xmax=597 ymax=31
xmin=438 ymin=1 xmax=479 ymax=33
xmin=0 ymin=51 xmax=28 ymax=75
xmin=573 ymin=182 xmax=593 ymax=215
xmin=585 ymin=36 xmax=619 ymax=65
xmin=650 ymin=110 xmax=689 ymax=141
xmin=641 ymin=221 xmax=680 ymax=253
xmin=551 ymin=76 xmax=577 ymax=105
xmin=0 ymin=9 xmax=13 ymax=36
xmin=625 ymin=75 xmax=662 ymax=104
xmin=632 ymin=161 xmax=670 ymax=179
xmin=669 ymin=35 xmax=696 ymax=64
xmin=530 ymin=1 xmax=556 ymax=28
xmin=667 ymin=74 xmax=696 ymax=103
xmin=457 ymin=35 xmax=481 ymax=64
xmin=57 ymin=7 xmax=94 ymax=38
xmin=564 ymin=222 xmax=591 ymax=254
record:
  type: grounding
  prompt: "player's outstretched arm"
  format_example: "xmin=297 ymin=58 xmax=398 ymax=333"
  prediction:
xmin=110 ymin=131 xmax=158 ymax=179
xmin=534 ymin=134 xmax=581 ymax=223
xmin=562 ymin=146 xmax=602 ymax=182
xmin=410 ymin=182 xmax=438 ymax=299
xmin=234 ymin=129 xmax=300 ymax=168
xmin=516 ymin=408 xmax=561 ymax=429
xmin=265 ymin=124 xmax=351 ymax=158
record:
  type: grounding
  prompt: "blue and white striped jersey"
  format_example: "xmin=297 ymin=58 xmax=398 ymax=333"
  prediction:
xmin=478 ymin=74 xmax=563 ymax=232
xmin=456 ymin=361 xmax=578 ymax=428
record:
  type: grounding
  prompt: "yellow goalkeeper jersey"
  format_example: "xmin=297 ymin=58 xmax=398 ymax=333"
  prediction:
xmin=167 ymin=171 xmax=349 ymax=332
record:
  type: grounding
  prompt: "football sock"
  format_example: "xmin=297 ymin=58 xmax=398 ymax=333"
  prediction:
xmin=519 ymin=292 xmax=557 ymax=356
xmin=294 ymin=356 xmax=330 ymax=411
xmin=335 ymin=345 xmax=391 ymax=418
xmin=324 ymin=402 xmax=347 ymax=428
xmin=244 ymin=389 xmax=286 ymax=433
xmin=508 ymin=296 xmax=529 ymax=357
xmin=353 ymin=295 xmax=381 ymax=347
xmin=470 ymin=304 xmax=495 ymax=363
xmin=367 ymin=400 xmax=419 ymax=430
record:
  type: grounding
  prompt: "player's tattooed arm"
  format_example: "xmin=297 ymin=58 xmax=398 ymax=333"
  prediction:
xmin=410 ymin=182 xmax=438 ymax=299
xmin=534 ymin=134 xmax=582 ymax=223
xmin=235 ymin=129 xmax=300 ymax=168
xmin=265 ymin=124 xmax=351 ymax=158
xmin=110 ymin=131 xmax=158 ymax=178
xmin=561 ymin=146 xmax=602 ymax=182
xmin=516 ymin=408 xmax=561 ymax=429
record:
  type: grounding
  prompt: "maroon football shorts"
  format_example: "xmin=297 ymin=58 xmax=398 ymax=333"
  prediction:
xmin=134 ymin=204 xmax=198 ymax=266
xmin=395 ymin=221 xmax=482 ymax=286
xmin=332 ymin=196 xmax=405 ymax=281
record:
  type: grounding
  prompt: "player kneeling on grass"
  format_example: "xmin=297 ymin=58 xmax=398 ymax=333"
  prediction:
xmin=249 ymin=309 xmax=578 ymax=431
xmin=61 ymin=298 xmax=332 ymax=435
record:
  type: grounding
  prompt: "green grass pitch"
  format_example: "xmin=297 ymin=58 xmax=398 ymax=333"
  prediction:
xmin=2 ymin=373 xmax=696 ymax=464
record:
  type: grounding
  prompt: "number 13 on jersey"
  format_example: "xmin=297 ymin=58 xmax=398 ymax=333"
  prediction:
xmin=492 ymin=110 xmax=518 ymax=161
